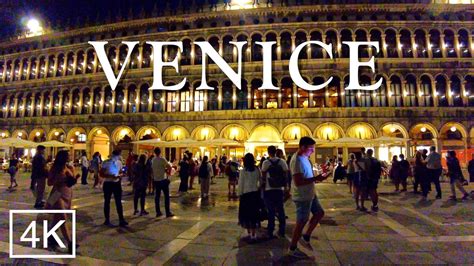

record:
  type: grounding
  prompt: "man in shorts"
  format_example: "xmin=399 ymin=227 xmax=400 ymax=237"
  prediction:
xmin=288 ymin=137 xmax=329 ymax=258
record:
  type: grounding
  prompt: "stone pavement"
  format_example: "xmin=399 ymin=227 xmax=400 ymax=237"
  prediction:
xmin=0 ymin=171 xmax=473 ymax=265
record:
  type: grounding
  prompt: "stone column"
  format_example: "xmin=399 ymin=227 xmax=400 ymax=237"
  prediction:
xmin=111 ymin=90 xmax=116 ymax=113
xmin=114 ymin=47 xmax=120 ymax=72
xmin=99 ymin=87 xmax=105 ymax=114
xmin=191 ymin=42 xmax=196 ymax=65
xmin=72 ymin=54 xmax=78 ymax=76
xmin=47 ymin=93 xmax=53 ymax=116
xmin=339 ymin=80 xmax=346 ymax=107
xmin=426 ymin=34 xmax=433 ymax=58
xmin=93 ymin=53 xmax=98 ymax=73
xmin=67 ymin=90 xmax=73 ymax=115
xmin=395 ymin=33 xmax=402 ymax=58
xmin=58 ymin=92 xmax=63 ymax=116
xmin=381 ymin=34 xmax=388 ymax=58
xmin=468 ymin=32 xmax=474 ymax=57
xmin=53 ymin=55 xmax=59 ymax=77
xmin=276 ymin=36 xmax=282 ymax=60
xmin=431 ymin=79 xmax=438 ymax=107
xmin=461 ymin=80 xmax=468 ymax=106
xmin=122 ymin=88 xmax=129 ymax=113
xmin=138 ymin=45 xmax=143 ymax=69
xmin=25 ymin=61 xmax=32 ymax=80
xmin=82 ymin=53 xmax=88 ymax=74
xmin=292 ymin=84 xmax=298 ymax=108
xmin=411 ymin=35 xmax=417 ymax=58
xmin=402 ymin=80 xmax=408 ymax=107
xmin=78 ymin=90 xmax=84 ymax=114
xmin=148 ymin=89 xmax=153 ymax=112
xmin=18 ymin=61 xmax=24 ymax=81
xmin=4 ymin=97 xmax=10 ymax=118
xmin=1 ymin=62 xmax=7 ymax=82
xmin=34 ymin=60 xmax=40 ymax=79
xmin=306 ymin=35 xmax=311 ymax=59
xmin=454 ymin=34 xmax=461 ymax=58
xmin=12 ymin=97 xmax=18 ymax=118
xmin=262 ymin=90 xmax=267 ymax=109
xmin=43 ymin=58 xmax=50 ymax=78
xmin=367 ymin=34 xmax=373 ymax=58
xmin=218 ymin=39 xmax=223 ymax=56
xmin=39 ymin=93 xmax=45 ymax=116
xmin=62 ymin=54 xmax=68 ymax=77
xmin=386 ymin=79 xmax=393 ymax=107
xmin=291 ymin=35 xmax=296 ymax=52
xmin=446 ymin=80 xmax=453 ymax=106
xmin=440 ymin=34 xmax=447 ymax=58
xmin=29 ymin=95 xmax=35 ymax=117
xmin=232 ymin=85 xmax=237 ymax=109
xmin=217 ymin=84 xmax=223 ymax=110
xmin=247 ymin=37 xmax=252 ymax=62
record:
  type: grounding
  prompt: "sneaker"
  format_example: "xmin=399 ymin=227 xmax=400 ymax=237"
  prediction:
xmin=299 ymin=235 xmax=313 ymax=250
xmin=140 ymin=210 xmax=149 ymax=216
xmin=371 ymin=205 xmax=379 ymax=212
xmin=288 ymin=247 xmax=307 ymax=258
xmin=166 ymin=213 xmax=175 ymax=218
xmin=156 ymin=212 xmax=163 ymax=218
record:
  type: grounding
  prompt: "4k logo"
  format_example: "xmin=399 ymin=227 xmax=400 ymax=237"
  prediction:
xmin=9 ymin=210 xmax=76 ymax=258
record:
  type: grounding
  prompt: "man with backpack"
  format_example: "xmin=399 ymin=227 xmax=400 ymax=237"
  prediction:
xmin=198 ymin=156 xmax=214 ymax=199
xmin=363 ymin=149 xmax=381 ymax=212
xmin=261 ymin=146 xmax=288 ymax=238
xmin=100 ymin=150 xmax=128 ymax=227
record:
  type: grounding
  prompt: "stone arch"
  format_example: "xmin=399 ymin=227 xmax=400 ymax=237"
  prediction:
xmin=314 ymin=123 xmax=345 ymax=140
xmin=162 ymin=125 xmax=190 ymax=141
xmin=220 ymin=124 xmax=250 ymax=141
xmin=191 ymin=125 xmax=218 ymax=141
xmin=47 ymin=127 xmax=66 ymax=141
xmin=136 ymin=126 xmax=161 ymax=140
xmin=281 ymin=123 xmax=312 ymax=141
xmin=346 ymin=122 xmax=377 ymax=139
xmin=111 ymin=126 xmax=136 ymax=144
xmin=379 ymin=122 xmax=409 ymax=138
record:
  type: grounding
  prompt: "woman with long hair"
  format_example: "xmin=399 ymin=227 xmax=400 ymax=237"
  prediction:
xmin=46 ymin=150 xmax=79 ymax=253
xmin=133 ymin=154 xmax=149 ymax=215
xmin=414 ymin=151 xmax=426 ymax=196
xmin=8 ymin=153 xmax=19 ymax=189
xmin=389 ymin=155 xmax=401 ymax=192
xmin=91 ymin=152 xmax=102 ymax=189
xmin=346 ymin=153 xmax=356 ymax=194
xmin=446 ymin=150 xmax=470 ymax=200
xmin=237 ymin=153 xmax=261 ymax=242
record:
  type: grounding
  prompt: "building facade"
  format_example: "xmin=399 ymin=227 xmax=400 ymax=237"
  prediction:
xmin=0 ymin=0 xmax=473 ymax=164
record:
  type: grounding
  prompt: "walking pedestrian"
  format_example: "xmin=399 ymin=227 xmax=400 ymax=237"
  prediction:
xmin=446 ymin=151 xmax=471 ymax=200
xmin=133 ymin=154 xmax=149 ymax=215
xmin=8 ymin=153 xmax=19 ymax=189
xmin=468 ymin=158 xmax=474 ymax=183
xmin=399 ymin=154 xmax=410 ymax=192
xmin=353 ymin=152 xmax=367 ymax=211
xmin=146 ymin=153 xmax=155 ymax=195
xmin=32 ymin=145 xmax=48 ymax=209
xmin=364 ymin=149 xmax=381 ymax=212
xmin=425 ymin=146 xmax=442 ymax=199
xmin=238 ymin=153 xmax=261 ymax=243
xmin=151 ymin=148 xmax=174 ymax=218
xmin=198 ymin=156 xmax=213 ymax=199
xmin=346 ymin=153 xmax=356 ymax=194
xmin=90 ymin=152 xmax=102 ymax=188
xmin=261 ymin=146 xmax=288 ymax=239
xmin=390 ymin=155 xmax=401 ymax=192
xmin=225 ymin=158 xmax=239 ymax=198
xmin=101 ymin=150 xmax=128 ymax=227
xmin=79 ymin=151 xmax=89 ymax=185
xmin=189 ymin=156 xmax=198 ymax=190
xmin=414 ymin=151 xmax=428 ymax=197
xmin=288 ymin=137 xmax=329 ymax=258
xmin=45 ymin=150 xmax=79 ymax=253
xmin=178 ymin=154 xmax=190 ymax=193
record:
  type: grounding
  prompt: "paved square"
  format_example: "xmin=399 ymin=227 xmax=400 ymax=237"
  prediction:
xmin=1 ymin=172 xmax=473 ymax=265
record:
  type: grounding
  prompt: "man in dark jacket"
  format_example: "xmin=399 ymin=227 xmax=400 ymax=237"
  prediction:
xmin=31 ymin=145 xmax=48 ymax=208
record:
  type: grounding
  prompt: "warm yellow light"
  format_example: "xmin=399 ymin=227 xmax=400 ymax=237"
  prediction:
xmin=420 ymin=127 xmax=427 ymax=133
xmin=18 ymin=132 xmax=23 ymax=137
xmin=54 ymin=131 xmax=59 ymax=136
xmin=70 ymin=138 xmax=74 ymax=142
xmin=97 ymin=129 xmax=102 ymax=135
xmin=35 ymin=132 xmax=40 ymax=137
xmin=1 ymin=133 xmax=5 ymax=138
xmin=75 ymin=131 xmax=80 ymax=136
xmin=450 ymin=126 xmax=457 ymax=132
xmin=173 ymin=129 xmax=180 ymax=137
xmin=390 ymin=127 xmax=396 ymax=133
xmin=145 ymin=129 xmax=152 ymax=135
xmin=26 ymin=18 xmax=43 ymax=36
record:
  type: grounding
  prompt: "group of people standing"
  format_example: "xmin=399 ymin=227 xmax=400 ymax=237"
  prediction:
xmin=236 ymin=137 xmax=329 ymax=258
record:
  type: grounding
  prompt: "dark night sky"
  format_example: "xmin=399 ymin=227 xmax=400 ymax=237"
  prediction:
xmin=0 ymin=0 xmax=166 ymax=38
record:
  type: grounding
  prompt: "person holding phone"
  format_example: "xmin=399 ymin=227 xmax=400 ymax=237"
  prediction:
xmin=288 ymin=137 xmax=328 ymax=258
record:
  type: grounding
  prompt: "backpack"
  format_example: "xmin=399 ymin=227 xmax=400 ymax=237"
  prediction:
xmin=267 ymin=159 xmax=286 ymax=188
xmin=198 ymin=163 xmax=209 ymax=179
xmin=100 ymin=159 xmax=117 ymax=177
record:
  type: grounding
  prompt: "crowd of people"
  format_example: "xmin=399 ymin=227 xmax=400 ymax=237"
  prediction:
xmin=3 ymin=137 xmax=474 ymax=256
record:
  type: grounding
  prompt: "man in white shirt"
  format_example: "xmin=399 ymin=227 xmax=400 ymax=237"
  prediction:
xmin=79 ymin=151 xmax=89 ymax=185
xmin=151 ymin=147 xmax=174 ymax=218
xmin=261 ymin=145 xmax=288 ymax=238
xmin=102 ymin=150 xmax=128 ymax=227
xmin=288 ymin=137 xmax=328 ymax=258
xmin=425 ymin=146 xmax=443 ymax=199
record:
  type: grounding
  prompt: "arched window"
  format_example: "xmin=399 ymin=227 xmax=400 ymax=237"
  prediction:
xmin=451 ymin=76 xmax=463 ymax=107
xmin=194 ymin=88 xmax=205 ymax=112
xmin=251 ymin=34 xmax=263 ymax=61
xmin=429 ymin=30 xmax=442 ymax=58
xmin=400 ymin=29 xmax=413 ymax=58
xmin=280 ymin=32 xmax=292 ymax=60
xmin=344 ymin=77 xmax=357 ymax=107
xmin=370 ymin=29 xmax=383 ymax=57
xmin=436 ymin=75 xmax=448 ymax=106
xmin=355 ymin=30 xmax=369 ymax=58
xmin=139 ymin=85 xmax=149 ymax=112
xmin=152 ymin=91 xmax=163 ymax=112
xmin=297 ymin=87 xmax=309 ymax=108
xmin=374 ymin=75 xmax=387 ymax=107
xmin=385 ymin=29 xmax=398 ymax=58
xmin=115 ymin=87 xmax=124 ymax=113
xmin=207 ymin=81 xmax=218 ymax=110
xmin=281 ymin=78 xmax=293 ymax=109
xmin=340 ymin=29 xmax=352 ymax=58
xmin=405 ymin=75 xmax=417 ymax=107
xmin=166 ymin=90 xmax=179 ymax=112
xmin=295 ymin=31 xmax=307 ymax=59
xmin=458 ymin=29 xmax=471 ymax=57
xmin=93 ymin=88 xmax=101 ymax=114
xmin=312 ymin=77 xmax=326 ymax=107
xmin=237 ymin=80 xmax=248 ymax=110
xmin=444 ymin=30 xmax=457 ymax=58
xmin=414 ymin=29 xmax=428 ymax=58
xmin=128 ymin=85 xmax=137 ymax=113
xmin=181 ymin=39 xmax=192 ymax=65
xmin=420 ymin=76 xmax=433 ymax=107
xmin=82 ymin=88 xmax=91 ymax=114
xmin=180 ymin=83 xmax=190 ymax=112
xmin=251 ymin=79 xmax=263 ymax=109
xmin=358 ymin=76 xmax=372 ymax=107
xmin=222 ymin=35 xmax=233 ymax=63
xmin=103 ymin=87 xmax=112 ymax=113
xmin=310 ymin=31 xmax=324 ymax=58
xmin=466 ymin=75 xmax=474 ymax=107
xmin=76 ymin=51 xmax=85 ymax=75
xmin=390 ymin=76 xmax=403 ymax=107
xmin=222 ymin=81 xmax=233 ymax=110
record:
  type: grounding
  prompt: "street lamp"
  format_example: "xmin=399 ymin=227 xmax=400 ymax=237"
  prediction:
xmin=25 ymin=18 xmax=44 ymax=37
